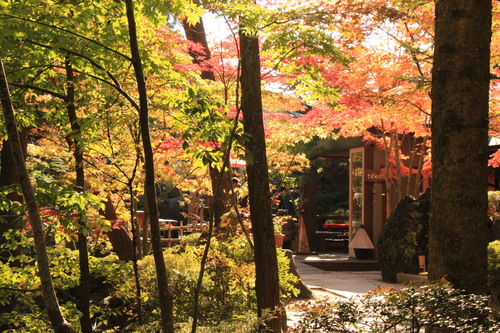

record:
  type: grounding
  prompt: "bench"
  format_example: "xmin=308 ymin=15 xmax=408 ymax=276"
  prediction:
xmin=315 ymin=223 xmax=349 ymax=252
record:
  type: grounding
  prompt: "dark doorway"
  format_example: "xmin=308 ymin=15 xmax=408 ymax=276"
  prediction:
xmin=317 ymin=157 xmax=349 ymax=217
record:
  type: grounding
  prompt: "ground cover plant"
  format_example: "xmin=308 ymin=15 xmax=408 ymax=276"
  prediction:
xmin=135 ymin=233 xmax=299 ymax=331
xmin=291 ymin=282 xmax=500 ymax=333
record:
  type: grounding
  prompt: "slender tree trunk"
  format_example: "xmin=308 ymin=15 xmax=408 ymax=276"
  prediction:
xmin=239 ymin=27 xmax=284 ymax=332
xmin=429 ymin=0 xmax=491 ymax=294
xmin=413 ymin=138 xmax=427 ymax=197
xmin=123 ymin=1 xmax=174 ymax=332
xmin=65 ymin=55 xmax=92 ymax=333
xmin=182 ymin=17 xmax=216 ymax=81
xmin=183 ymin=15 xmax=254 ymax=332
xmin=208 ymin=166 xmax=233 ymax=226
xmin=142 ymin=188 xmax=150 ymax=255
xmin=0 ymin=133 xmax=26 ymax=263
xmin=182 ymin=17 xmax=233 ymax=226
xmin=0 ymin=60 xmax=74 ymax=332
xmin=380 ymin=120 xmax=394 ymax=215
xmin=392 ymin=132 xmax=403 ymax=201
xmin=128 ymin=182 xmax=143 ymax=324
xmin=406 ymin=136 xmax=417 ymax=197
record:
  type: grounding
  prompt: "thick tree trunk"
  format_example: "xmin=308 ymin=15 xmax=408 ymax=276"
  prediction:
xmin=429 ymin=0 xmax=492 ymax=294
xmin=239 ymin=28 xmax=284 ymax=331
xmin=65 ymin=56 xmax=92 ymax=333
xmin=0 ymin=60 xmax=74 ymax=332
xmin=124 ymin=1 xmax=174 ymax=332
xmin=106 ymin=226 xmax=134 ymax=261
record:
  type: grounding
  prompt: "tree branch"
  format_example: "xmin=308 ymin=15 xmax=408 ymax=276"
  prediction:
xmin=9 ymin=82 xmax=67 ymax=101
xmin=0 ymin=14 xmax=132 ymax=62
xmin=0 ymin=286 xmax=39 ymax=293
xmin=23 ymin=39 xmax=140 ymax=112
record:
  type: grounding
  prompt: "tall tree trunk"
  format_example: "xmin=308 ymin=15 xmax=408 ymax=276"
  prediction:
xmin=128 ymin=182 xmax=143 ymax=324
xmin=182 ymin=17 xmax=216 ymax=81
xmin=239 ymin=27 xmax=284 ymax=332
xmin=65 ymin=55 xmax=92 ymax=333
xmin=0 ymin=60 xmax=74 ymax=332
xmin=182 ymin=17 xmax=233 ymax=226
xmin=142 ymin=188 xmax=150 ymax=255
xmin=429 ymin=0 xmax=491 ymax=294
xmin=0 ymin=133 xmax=26 ymax=263
xmin=0 ymin=128 xmax=26 ymax=324
xmin=123 ymin=1 xmax=174 ymax=332
xmin=208 ymin=166 xmax=233 ymax=226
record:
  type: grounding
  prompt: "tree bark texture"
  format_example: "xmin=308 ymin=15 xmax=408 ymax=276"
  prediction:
xmin=124 ymin=1 xmax=174 ymax=332
xmin=239 ymin=29 xmax=284 ymax=331
xmin=128 ymin=183 xmax=144 ymax=324
xmin=182 ymin=17 xmax=216 ymax=81
xmin=107 ymin=226 xmax=134 ymax=261
xmin=300 ymin=166 xmax=317 ymax=252
xmin=429 ymin=0 xmax=492 ymax=294
xmin=208 ymin=165 xmax=233 ymax=227
xmin=99 ymin=195 xmax=134 ymax=261
xmin=0 ymin=133 xmax=26 ymax=263
xmin=65 ymin=56 xmax=92 ymax=333
xmin=0 ymin=60 xmax=74 ymax=332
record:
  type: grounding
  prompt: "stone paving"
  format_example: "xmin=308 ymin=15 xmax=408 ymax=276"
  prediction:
xmin=293 ymin=253 xmax=401 ymax=299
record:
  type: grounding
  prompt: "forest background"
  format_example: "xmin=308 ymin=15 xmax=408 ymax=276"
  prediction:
xmin=0 ymin=0 xmax=499 ymax=332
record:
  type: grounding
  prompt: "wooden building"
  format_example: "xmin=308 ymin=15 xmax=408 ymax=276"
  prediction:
xmin=300 ymin=136 xmax=430 ymax=259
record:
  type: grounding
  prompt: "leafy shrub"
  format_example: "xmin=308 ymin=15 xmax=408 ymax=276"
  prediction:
xmin=1 ymin=215 xmax=298 ymax=332
xmin=134 ymin=311 xmax=263 ymax=333
xmin=489 ymin=241 xmax=500 ymax=287
xmin=489 ymin=240 xmax=500 ymax=319
xmin=292 ymin=282 xmax=500 ymax=332
xmin=178 ymin=311 xmax=263 ymax=333
xmin=0 ymin=246 xmax=136 ymax=332
xmin=488 ymin=191 xmax=500 ymax=220
xmin=87 ymin=254 xmax=136 ymax=331
xmin=138 ymin=233 xmax=299 ymax=330
xmin=277 ymin=249 xmax=300 ymax=299
xmin=138 ymin=234 xmax=256 ymax=327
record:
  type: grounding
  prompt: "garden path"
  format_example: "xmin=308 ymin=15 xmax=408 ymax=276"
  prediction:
xmin=285 ymin=253 xmax=402 ymax=329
